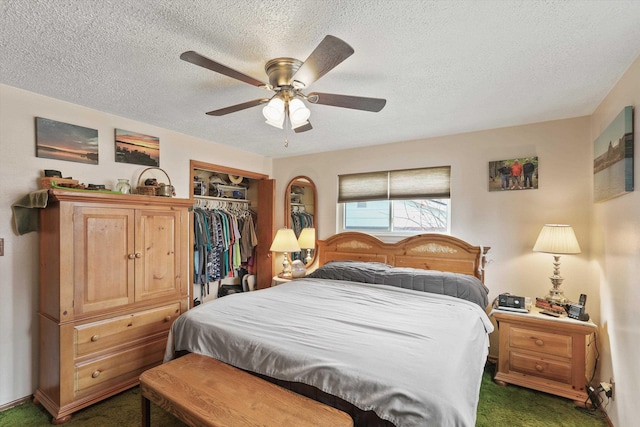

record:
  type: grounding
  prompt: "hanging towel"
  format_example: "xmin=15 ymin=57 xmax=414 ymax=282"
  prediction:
xmin=11 ymin=189 xmax=49 ymax=235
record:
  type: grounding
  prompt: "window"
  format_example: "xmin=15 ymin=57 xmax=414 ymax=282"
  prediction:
xmin=338 ymin=166 xmax=451 ymax=234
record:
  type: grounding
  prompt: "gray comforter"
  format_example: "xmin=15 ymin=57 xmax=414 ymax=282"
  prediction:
xmin=307 ymin=261 xmax=490 ymax=307
xmin=166 ymin=278 xmax=493 ymax=427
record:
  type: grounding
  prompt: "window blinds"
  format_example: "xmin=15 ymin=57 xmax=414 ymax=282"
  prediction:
xmin=338 ymin=166 xmax=451 ymax=203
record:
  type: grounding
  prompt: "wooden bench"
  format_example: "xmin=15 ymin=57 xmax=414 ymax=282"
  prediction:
xmin=140 ymin=353 xmax=354 ymax=427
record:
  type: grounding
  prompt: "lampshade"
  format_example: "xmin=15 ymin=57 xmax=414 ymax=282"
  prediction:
xmin=262 ymin=97 xmax=285 ymax=122
xmin=297 ymin=228 xmax=316 ymax=249
xmin=533 ymin=224 xmax=581 ymax=254
xmin=270 ymin=228 xmax=301 ymax=253
xmin=289 ymin=98 xmax=311 ymax=123
xmin=262 ymin=97 xmax=310 ymax=131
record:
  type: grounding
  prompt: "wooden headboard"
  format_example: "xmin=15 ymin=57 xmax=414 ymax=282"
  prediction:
xmin=317 ymin=232 xmax=490 ymax=282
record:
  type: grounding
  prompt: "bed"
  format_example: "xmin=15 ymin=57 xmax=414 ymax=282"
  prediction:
xmin=165 ymin=232 xmax=493 ymax=427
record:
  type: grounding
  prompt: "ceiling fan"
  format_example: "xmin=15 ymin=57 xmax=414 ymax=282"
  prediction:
xmin=180 ymin=35 xmax=386 ymax=134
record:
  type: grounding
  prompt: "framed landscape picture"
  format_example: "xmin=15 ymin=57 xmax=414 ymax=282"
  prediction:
xmin=593 ymin=106 xmax=634 ymax=203
xmin=489 ymin=157 xmax=538 ymax=192
xmin=115 ymin=128 xmax=159 ymax=166
xmin=35 ymin=117 xmax=98 ymax=164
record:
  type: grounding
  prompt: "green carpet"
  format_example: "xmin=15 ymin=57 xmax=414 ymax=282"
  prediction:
xmin=0 ymin=364 xmax=608 ymax=426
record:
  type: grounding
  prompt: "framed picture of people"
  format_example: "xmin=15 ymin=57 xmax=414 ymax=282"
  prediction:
xmin=489 ymin=157 xmax=538 ymax=192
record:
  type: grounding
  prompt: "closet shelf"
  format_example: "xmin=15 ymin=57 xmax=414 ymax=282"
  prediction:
xmin=194 ymin=195 xmax=250 ymax=203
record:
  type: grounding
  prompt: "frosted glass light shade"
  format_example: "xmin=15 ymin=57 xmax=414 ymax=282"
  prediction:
xmin=533 ymin=224 xmax=581 ymax=254
xmin=263 ymin=97 xmax=285 ymax=122
xmin=265 ymin=117 xmax=284 ymax=129
xmin=289 ymin=98 xmax=310 ymax=123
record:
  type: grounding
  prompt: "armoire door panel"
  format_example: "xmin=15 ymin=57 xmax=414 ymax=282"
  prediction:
xmin=135 ymin=209 xmax=183 ymax=301
xmin=74 ymin=207 xmax=135 ymax=315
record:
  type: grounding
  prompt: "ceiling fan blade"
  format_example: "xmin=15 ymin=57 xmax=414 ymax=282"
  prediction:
xmin=307 ymin=92 xmax=386 ymax=112
xmin=292 ymin=35 xmax=354 ymax=88
xmin=206 ymin=98 xmax=270 ymax=116
xmin=181 ymin=51 xmax=267 ymax=88
xmin=294 ymin=122 xmax=313 ymax=133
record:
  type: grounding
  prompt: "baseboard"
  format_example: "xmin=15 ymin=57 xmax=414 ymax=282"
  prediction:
xmin=0 ymin=394 xmax=33 ymax=412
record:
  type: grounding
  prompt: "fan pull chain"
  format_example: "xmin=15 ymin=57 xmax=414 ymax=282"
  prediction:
xmin=283 ymin=102 xmax=291 ymax=147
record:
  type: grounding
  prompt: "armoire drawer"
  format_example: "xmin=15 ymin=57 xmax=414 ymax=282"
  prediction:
xmin=509 ymin=326 xmax=572 ymax=358
xmin=74 ymin=338 xmax=167 ymax=394
xmin=74 ymin=303 xmax=180 ymax=358
xmin=509 ymin=351 xmax=572 ymax=384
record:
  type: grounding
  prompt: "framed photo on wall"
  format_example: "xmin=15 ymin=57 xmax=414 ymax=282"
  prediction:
xmin=35 ymin=117 xmax=99 ymax=164
xmin=593 ymin=106 xmax=634 ymax=203
xmin=115 ymin=128 xmax=159 ymax=166
xmin=489 ymin=157 xmax=538 ymax=191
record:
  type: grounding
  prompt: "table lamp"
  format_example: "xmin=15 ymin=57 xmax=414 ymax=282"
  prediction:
xmin=297 ymin=228 xmax=316 ymax=264
xmin=533 ymin=224 xmax=581 ymax=303
xmin=270 ymin=228 xmax=301 ymax=278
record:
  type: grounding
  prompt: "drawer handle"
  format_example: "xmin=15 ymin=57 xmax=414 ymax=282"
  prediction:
xmin=91 ymin=335 xmax=99 ymax=342
xmin=164 ymin=316 xmax=172 ymax=322
xmin=535 ymin=364 xmax=544 ymax=372
xmin=535 ymin=339 xmax=544 ymax=346
xmin=135 ymin=252 xmax=142 ymax=258
xmin=92 ymin=370 xmax=101 ymax=378
xmin=128 ymin=253 xmax=135 ymax=259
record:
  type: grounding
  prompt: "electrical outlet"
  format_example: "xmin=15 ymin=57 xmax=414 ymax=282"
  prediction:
xmin=610 ymin=378 xmax=615 ymax=400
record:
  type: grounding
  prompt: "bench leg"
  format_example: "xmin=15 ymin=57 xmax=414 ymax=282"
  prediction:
xmin=141 ymin=394 xmax=151 ymax=427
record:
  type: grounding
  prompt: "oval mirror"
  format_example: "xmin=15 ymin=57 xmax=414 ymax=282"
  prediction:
xmin=284 ymin=176 xmax=317 ymax=268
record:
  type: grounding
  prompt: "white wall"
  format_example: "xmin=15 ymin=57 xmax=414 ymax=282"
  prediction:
xmin=273 ymin=117 xmax=595 ymax=315
xmin=0 ymin=84 xmax=272 ymax=407
xmin=589 ymin=56 xmax=640 ymax=427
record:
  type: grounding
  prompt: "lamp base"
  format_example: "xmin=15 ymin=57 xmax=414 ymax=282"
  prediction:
xmin=545 ymin=272 xmax=568 ymax=303
xmin=545 ymin=288 xmax=568 ymax=304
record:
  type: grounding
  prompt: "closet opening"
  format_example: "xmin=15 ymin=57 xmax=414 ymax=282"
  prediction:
xmin=189 ymin=160 xmax=275 ymax=307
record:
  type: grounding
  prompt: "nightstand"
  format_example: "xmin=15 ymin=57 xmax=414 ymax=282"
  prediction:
xmin=491 ymin=307 xmax=597 ymax=407
xmin=271 ymin=276 xmax=292 ymax=287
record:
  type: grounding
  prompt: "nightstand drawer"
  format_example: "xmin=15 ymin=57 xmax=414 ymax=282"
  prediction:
xmin=510 ymin=326 xmax=572 ymax=358
xmin=510 ymin=351 xmax=572 ymax=384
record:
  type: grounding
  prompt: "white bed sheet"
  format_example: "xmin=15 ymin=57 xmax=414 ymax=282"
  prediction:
xmin=166 ymin=278 xmax=493 ymax=427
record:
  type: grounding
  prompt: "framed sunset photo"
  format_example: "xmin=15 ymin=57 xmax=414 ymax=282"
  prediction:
xmin=115 ymin=128 xmax=159 ymax=166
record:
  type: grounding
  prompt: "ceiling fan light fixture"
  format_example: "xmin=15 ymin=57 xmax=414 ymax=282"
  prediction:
xmin=265 ymin=116 xmax=284 ymax=129
xmin=262 ymin=97 xmax=285 ymax=122
xmin=289 ymin=98 xmax=311 ymax=123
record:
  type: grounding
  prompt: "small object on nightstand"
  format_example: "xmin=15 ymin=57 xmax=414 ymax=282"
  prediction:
xmin=291 ymin=260 xmax=306 ymax=278
xmin=496 ymin=293 xmax=528 ymax=313
xmin=540 ymin=309 xmax=562 ymax=317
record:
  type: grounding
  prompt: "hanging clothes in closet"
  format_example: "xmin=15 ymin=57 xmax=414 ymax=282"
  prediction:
xmin=193 ymin=200 xmax=258 ymax=300
xmin=291 ymin=207 xmax=314 ymax=238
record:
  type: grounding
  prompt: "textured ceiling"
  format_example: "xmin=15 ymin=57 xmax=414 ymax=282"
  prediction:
xmin=2 ymin=1 xmax=640 ymax=159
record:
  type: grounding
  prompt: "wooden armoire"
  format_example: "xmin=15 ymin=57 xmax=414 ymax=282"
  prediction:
xmin=34 ymin=189 xmax=192 ymax=424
